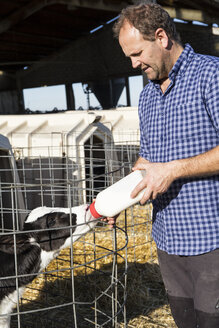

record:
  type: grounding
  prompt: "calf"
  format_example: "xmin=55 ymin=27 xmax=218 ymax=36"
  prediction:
xmin=0 ymin=204 xmax=97 ymax=328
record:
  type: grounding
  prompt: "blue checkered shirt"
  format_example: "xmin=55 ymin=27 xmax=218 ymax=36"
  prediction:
xmin=139 ymin=44 xmax=219 ymax=255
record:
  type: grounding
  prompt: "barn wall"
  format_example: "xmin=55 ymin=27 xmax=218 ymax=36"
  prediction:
xmin=0 ymin=90 xmax=19 ymax=114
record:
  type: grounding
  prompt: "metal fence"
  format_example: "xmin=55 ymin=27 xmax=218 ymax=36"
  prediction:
xmin=0 ymin=136 xmax=173 ymax=328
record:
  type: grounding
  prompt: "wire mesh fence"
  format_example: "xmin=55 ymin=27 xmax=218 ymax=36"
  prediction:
xmin=0 ymin=135 xmax=175 ymax=328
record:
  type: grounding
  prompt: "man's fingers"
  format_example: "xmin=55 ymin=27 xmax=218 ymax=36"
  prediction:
xmin=101 ymin=217 xmax=116 ymax=229
xmin=151 ymin=191 xmax=158 ymax=200
xmin=131 ymin=180 xmax=146 ymax=198
xmin=139 ymin=187 xmax=153 ymax=204
xmin=108 ymin=218 xmax=116 ymax=225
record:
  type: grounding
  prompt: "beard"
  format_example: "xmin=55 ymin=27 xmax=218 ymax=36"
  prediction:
xmin=142 ymin=65 xmax=159 ymax=81
xmin=142 ymin=62 xmax=168 ymax=82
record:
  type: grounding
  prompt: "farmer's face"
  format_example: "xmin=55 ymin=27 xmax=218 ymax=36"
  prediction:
xmin=119 ymin=21 xmax=168 ymax=81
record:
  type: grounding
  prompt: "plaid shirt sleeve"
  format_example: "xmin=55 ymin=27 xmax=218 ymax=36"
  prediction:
xmin=204 ymin=66 xmax=219 ymax=133
xmin=139 ymin=86 xmax=151 ymax=160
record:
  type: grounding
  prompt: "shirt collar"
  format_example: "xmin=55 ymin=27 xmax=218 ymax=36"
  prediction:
xmin=169 ymin=43 xmax=195 ymax=80
xmin=149 ymin=43 xmax=195 ymax=90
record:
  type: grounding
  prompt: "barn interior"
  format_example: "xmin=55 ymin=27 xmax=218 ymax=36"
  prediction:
xmin=0 ymin=0 xmax=218 ymax=114
xmin=0 ymin=2 xmax=218 ymax=327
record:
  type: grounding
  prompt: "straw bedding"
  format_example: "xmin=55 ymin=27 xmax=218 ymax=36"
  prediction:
xmin=11 ymin=204 xmax=176 ymax=327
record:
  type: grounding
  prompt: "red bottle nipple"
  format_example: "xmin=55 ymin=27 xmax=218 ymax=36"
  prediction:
xmin=89 ymin=202 xmax=102 ymax=219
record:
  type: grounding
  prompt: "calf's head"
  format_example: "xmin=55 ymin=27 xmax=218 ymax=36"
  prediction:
xmin=24 ymin=204 xmax=98 ymax=251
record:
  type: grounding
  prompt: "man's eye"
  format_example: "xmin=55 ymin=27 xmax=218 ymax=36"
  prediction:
xmin=132 ymin=52 xmax=142 ymax=57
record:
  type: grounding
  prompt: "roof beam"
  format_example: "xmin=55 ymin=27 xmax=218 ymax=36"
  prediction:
xmin=0 ymin=0 xmax=56 ymax=35
xmin=0 ymin=0 xmax=131 ymax=36
xmin=0 ymin=0 xmax=218 ymax=38
xmin=6 ymin=31 xmax=73 ymax=44
xmin=163 ymin=6 xmax=219 ymax=24
xmin=61 ymin=0 xmax=131 ymax=12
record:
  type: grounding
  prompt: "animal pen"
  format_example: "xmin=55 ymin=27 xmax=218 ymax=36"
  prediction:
xmin=0 ymin=109 xmax=176 ymax=328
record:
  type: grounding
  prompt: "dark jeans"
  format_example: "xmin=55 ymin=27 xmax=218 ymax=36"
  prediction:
xmin=157 ymin=248 xmax=219 ymax=328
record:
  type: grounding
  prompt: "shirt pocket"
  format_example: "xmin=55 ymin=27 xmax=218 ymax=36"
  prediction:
xmin=165 ymin=101 xmax=218 ymax=161
xmin=168 ymin=101 xmax=213 ymax=141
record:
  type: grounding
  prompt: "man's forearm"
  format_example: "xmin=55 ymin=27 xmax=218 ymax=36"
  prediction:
xmin=131 ymin=146 xmax=219 ymax=203
xmin=172 ymin=145 xmax=219 ymax=180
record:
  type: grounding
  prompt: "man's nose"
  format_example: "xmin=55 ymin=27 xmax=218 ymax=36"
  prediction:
xmin=131 ymin=57 xmax=141 ymax=69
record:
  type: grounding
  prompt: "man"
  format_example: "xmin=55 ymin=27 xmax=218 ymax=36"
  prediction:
xmin=109 ymin=2 xmax=219 ymax=328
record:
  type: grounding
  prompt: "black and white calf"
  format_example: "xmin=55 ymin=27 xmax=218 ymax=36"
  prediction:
xmin=0 ymin=204 xmax=97 ymax=328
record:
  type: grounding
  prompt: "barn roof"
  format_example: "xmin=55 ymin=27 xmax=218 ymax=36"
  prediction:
xmin=0 ymin=0 xmax=219 ymax=76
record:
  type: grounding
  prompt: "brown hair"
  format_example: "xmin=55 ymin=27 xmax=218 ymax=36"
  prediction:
xmin=113 ymin=2 xmax=181 ymax=43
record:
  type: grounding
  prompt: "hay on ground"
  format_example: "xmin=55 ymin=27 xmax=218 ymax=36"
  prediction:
xmin=11 ymin=204 xmax=176 ymax=328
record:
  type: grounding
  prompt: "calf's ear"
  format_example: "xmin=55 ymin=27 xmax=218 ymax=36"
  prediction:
xmin=23 ymin=221 xmax=34 ymax=231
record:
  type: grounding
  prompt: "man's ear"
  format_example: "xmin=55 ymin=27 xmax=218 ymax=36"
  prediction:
xmin=155 ymin=28 xmax=169 ymax=48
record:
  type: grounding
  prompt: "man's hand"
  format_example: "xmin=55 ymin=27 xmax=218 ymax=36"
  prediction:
xmin=101 ymin=213 xmax=120 ymax=229
xmin=92 ymin=198 xmax=118 ymax=229
xmin=101 ymin=217 xmax=117 ymax=229
xmin=131 ymin=161 xmax=176 ymax=204
xmin=131 ymin=145 xmax=219 ymax=204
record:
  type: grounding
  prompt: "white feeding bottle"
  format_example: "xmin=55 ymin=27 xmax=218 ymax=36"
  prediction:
xmin=89 ymin=169 xmax=146 ymax=218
